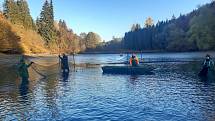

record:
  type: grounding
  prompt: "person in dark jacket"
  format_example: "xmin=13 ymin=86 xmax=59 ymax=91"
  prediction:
xmin=199 ymin=54 xmax=214 ymax=77
xmin=18 ymin=56 xmax=34 ymax=82
xmin=59 ymin=53 xmax=70 ymax=72
xmin=203 ymin=54 xmax=214 ymax=68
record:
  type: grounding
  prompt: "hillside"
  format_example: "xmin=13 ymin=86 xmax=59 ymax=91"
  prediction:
xmin=0 ymin=0 xmax=102 ymax=55
xmin=123 ymin=1 xmax=215 ymax=52
xmin=0 ymin=13 xmax=48 ymax=54
xmin=96 ymin=1 xmax=215 ymax=52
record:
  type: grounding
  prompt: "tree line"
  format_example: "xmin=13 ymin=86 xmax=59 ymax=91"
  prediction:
xmin=98 ymin=1 xmax=215 ymax=52
xmin=1 ymin=0 xmax=102 ymax=54
xmin=3 ymin=0 xmax=35 ymax=29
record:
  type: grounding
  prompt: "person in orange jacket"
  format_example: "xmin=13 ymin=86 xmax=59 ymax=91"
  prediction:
xmin=129 ymin=54 xmax=139 ymax=67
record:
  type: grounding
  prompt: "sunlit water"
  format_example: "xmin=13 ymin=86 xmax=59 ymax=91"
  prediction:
xmin=0 ymin=52 xmax=215 ymax=121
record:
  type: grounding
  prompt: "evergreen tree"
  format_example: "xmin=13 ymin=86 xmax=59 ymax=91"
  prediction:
xmin=50 ymin=0 xmax=54 ymax=23
xmin=122 ymin=2 xmax=215 ymax=52
xmin=131 ymin=23 xmax=141 ymax=32
xmin=3 ymin=0 xmax=18 ymax=23
xmin=17 ymin=0 xmax=35 ymax=29
xmin=3 ymin=0 xmax=35 ymax=29
xmin=37 ymin=0 xmax=56 ymax=44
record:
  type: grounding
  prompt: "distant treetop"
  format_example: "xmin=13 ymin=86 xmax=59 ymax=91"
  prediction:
xmin=144 ymin=17 xmax=154 ymax=28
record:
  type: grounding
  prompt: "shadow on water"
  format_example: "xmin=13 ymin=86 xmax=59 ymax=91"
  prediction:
xmin=61 ymin=71 xmax=70 ymax=82
xmin=128 ymin=75 xmax=140 ymax=85
xmin=19 ymin=79 xmax=29 ymax=101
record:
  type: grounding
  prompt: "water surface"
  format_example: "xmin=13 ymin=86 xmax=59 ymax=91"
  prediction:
xmin=0 ymin=52 xmax=215 ymax=121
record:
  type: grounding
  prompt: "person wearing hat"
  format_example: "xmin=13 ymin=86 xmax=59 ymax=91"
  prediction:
xmin=18 ymin=56 xmax=34 ymax=82
xmin=203 ymin=54 xmax=214 ymax=69
xmin=129 ymin=54 xmax=139 ymax=67
xmin=59 ymin=53 xmax=70 ymax=72
xmin=199 ymin=54 xmax=214 ymax=77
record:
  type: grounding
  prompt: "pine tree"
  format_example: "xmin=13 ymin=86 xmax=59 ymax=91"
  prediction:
xmin=3 ymin=0 xmax=35 ymax=29
xmin=17 ymin=0 xmax=35 ymax=29
xmin=3 ymin=0 xmax=18 ymax=23
xmin=37 ymin=0 xmax=56 ymax=44
xmin=131 ymin=23 xmax=141 ymax=32
xmin=50 ymin=0 xmax=54 ymax=24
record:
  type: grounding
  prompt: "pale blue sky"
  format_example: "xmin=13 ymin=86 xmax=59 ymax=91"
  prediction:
xmin=0 ymin=0 xmax=211 ymax=41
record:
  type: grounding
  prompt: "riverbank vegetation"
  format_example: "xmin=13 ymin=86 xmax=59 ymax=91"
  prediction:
xmin=1 ymin=1 xmax=215 ymax=54
xmin=95 ymin=1 xmax=215 ymax=52
xmin=0 ymin=0 xmax=101 ymax=54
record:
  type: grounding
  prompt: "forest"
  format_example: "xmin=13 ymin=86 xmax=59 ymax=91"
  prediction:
xmin=0 ymin=0 xmax=102 ymax=54
xmin=1 ymin=0 xmax=215 ymax=54
xmin=97 ymin=1 xmax=215 ymax=52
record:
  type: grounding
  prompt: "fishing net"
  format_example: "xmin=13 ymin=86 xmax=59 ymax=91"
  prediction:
xmin=30 ymin=62 xmax=60 ymax=79
xmin=25 ymin=57 xmax=75 ymax=80
xmin=0 ymin=54 xmax=21 ymax=82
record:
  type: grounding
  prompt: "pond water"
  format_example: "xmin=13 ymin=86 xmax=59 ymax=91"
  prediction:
xmin=0 ymin=52 xmax=215 ymax=121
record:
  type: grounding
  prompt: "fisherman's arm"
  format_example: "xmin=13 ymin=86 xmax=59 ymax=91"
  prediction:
xmin=129 ymin=58 xmax=132 ymax=65
xmin=136 ymin=58 xmax=139 ymax=64
xmin=59 ymin=55 xmax=63 ymax=60
xmin=203 ymin=60 xmax=206 ymax=66
xmin=27 ymin=62 xmax=34 ymax=68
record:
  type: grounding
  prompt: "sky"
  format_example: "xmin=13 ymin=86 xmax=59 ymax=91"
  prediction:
xmin=0 ymin=0 xmax=211 ymax=41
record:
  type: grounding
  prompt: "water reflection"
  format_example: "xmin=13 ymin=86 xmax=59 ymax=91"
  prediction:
xmin=19 ymin=80 xmax=29 ymax=100
xmin=129 ymin=75 xmax=139 ymax=85
xmin=61 ymin=71 xmax=70 ymax=81
xmin=1 ymin=53 xmax=215 ymax=120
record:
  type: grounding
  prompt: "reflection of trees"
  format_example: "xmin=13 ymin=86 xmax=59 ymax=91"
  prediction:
xmin=62 ymin=71 xmax=69 ymax=81
xmin=0 ymin=56 xmax=61 ymax=120
xmin=19 ymin=80 xmax=29 ymax=100
xmin=0 ymin=65 xmax=20 ymax=102
xmin=0 ymin=67 xmax=33 ymax=120
xmin=176 ymin=62 xmax=215 ymax=120
xmin=191 ymin=80 xmax=215 ymax=120
xmin=43 ymin=77 xmax=60 ymax=119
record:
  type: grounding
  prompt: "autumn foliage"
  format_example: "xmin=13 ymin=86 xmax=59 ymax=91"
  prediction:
xmin=0 ymin=0 xmax=101 ymax=54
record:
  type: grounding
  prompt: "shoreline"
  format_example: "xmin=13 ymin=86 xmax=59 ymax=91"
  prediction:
xmin=79 ymin=50 xmax=215 ymax=54
xmin=1 ymin=50 xmax=215 ymax=56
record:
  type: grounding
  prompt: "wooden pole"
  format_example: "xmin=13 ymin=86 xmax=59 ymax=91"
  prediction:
xmin=141 ymin=51 xmax=143 ymax=60
xmin=73 ymin=52 xmax=76 ymax=71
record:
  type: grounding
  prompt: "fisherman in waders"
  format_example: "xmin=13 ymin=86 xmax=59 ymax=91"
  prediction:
xmin=129 ymin=54 xmax=139 ymax=67
xmin=199 ymin=54 xmax=214 ymax=77
xmin=18 ymin=56 xmax=34 ymax=82
xmin=59 ymin=53 xmax=70 ymax=72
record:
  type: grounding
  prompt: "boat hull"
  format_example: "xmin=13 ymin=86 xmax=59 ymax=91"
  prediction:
xmin=102 ymin=65 xmax=154 ymax=75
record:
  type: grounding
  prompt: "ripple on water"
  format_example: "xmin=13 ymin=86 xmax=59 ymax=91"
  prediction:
xmin=0 ymin=60 xmax=215 ymax=120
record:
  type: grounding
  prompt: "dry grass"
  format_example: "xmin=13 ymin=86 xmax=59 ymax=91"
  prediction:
xmin=12 ymin=24 xmax=48 ymax=54
xmin=0 ymin=14 xmax=49 ymax=54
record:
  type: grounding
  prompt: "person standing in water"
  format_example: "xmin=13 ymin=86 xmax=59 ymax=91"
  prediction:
xmin=203 ymin=54 xmax=214 ymax=68
xmin=18 ymin=56 xmax=34 ymax=82
xmin=199 ymin=54 xmax=214 ymax=77
xmin=59 ymin=53 xmax=70 ymax=72
xmin=129 ymin=54 xmax=139 ymax=67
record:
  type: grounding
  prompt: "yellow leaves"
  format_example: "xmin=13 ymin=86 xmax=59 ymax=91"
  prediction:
xmin=0 ymin=13 xmax=4 ymax=20
xmin=12 ymin=25 xmax=48 ymax=54
xmin=0 ymin=18 xmax=21 ymax=53
xmin=0 ymin=17 xmax=48 ymax=54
